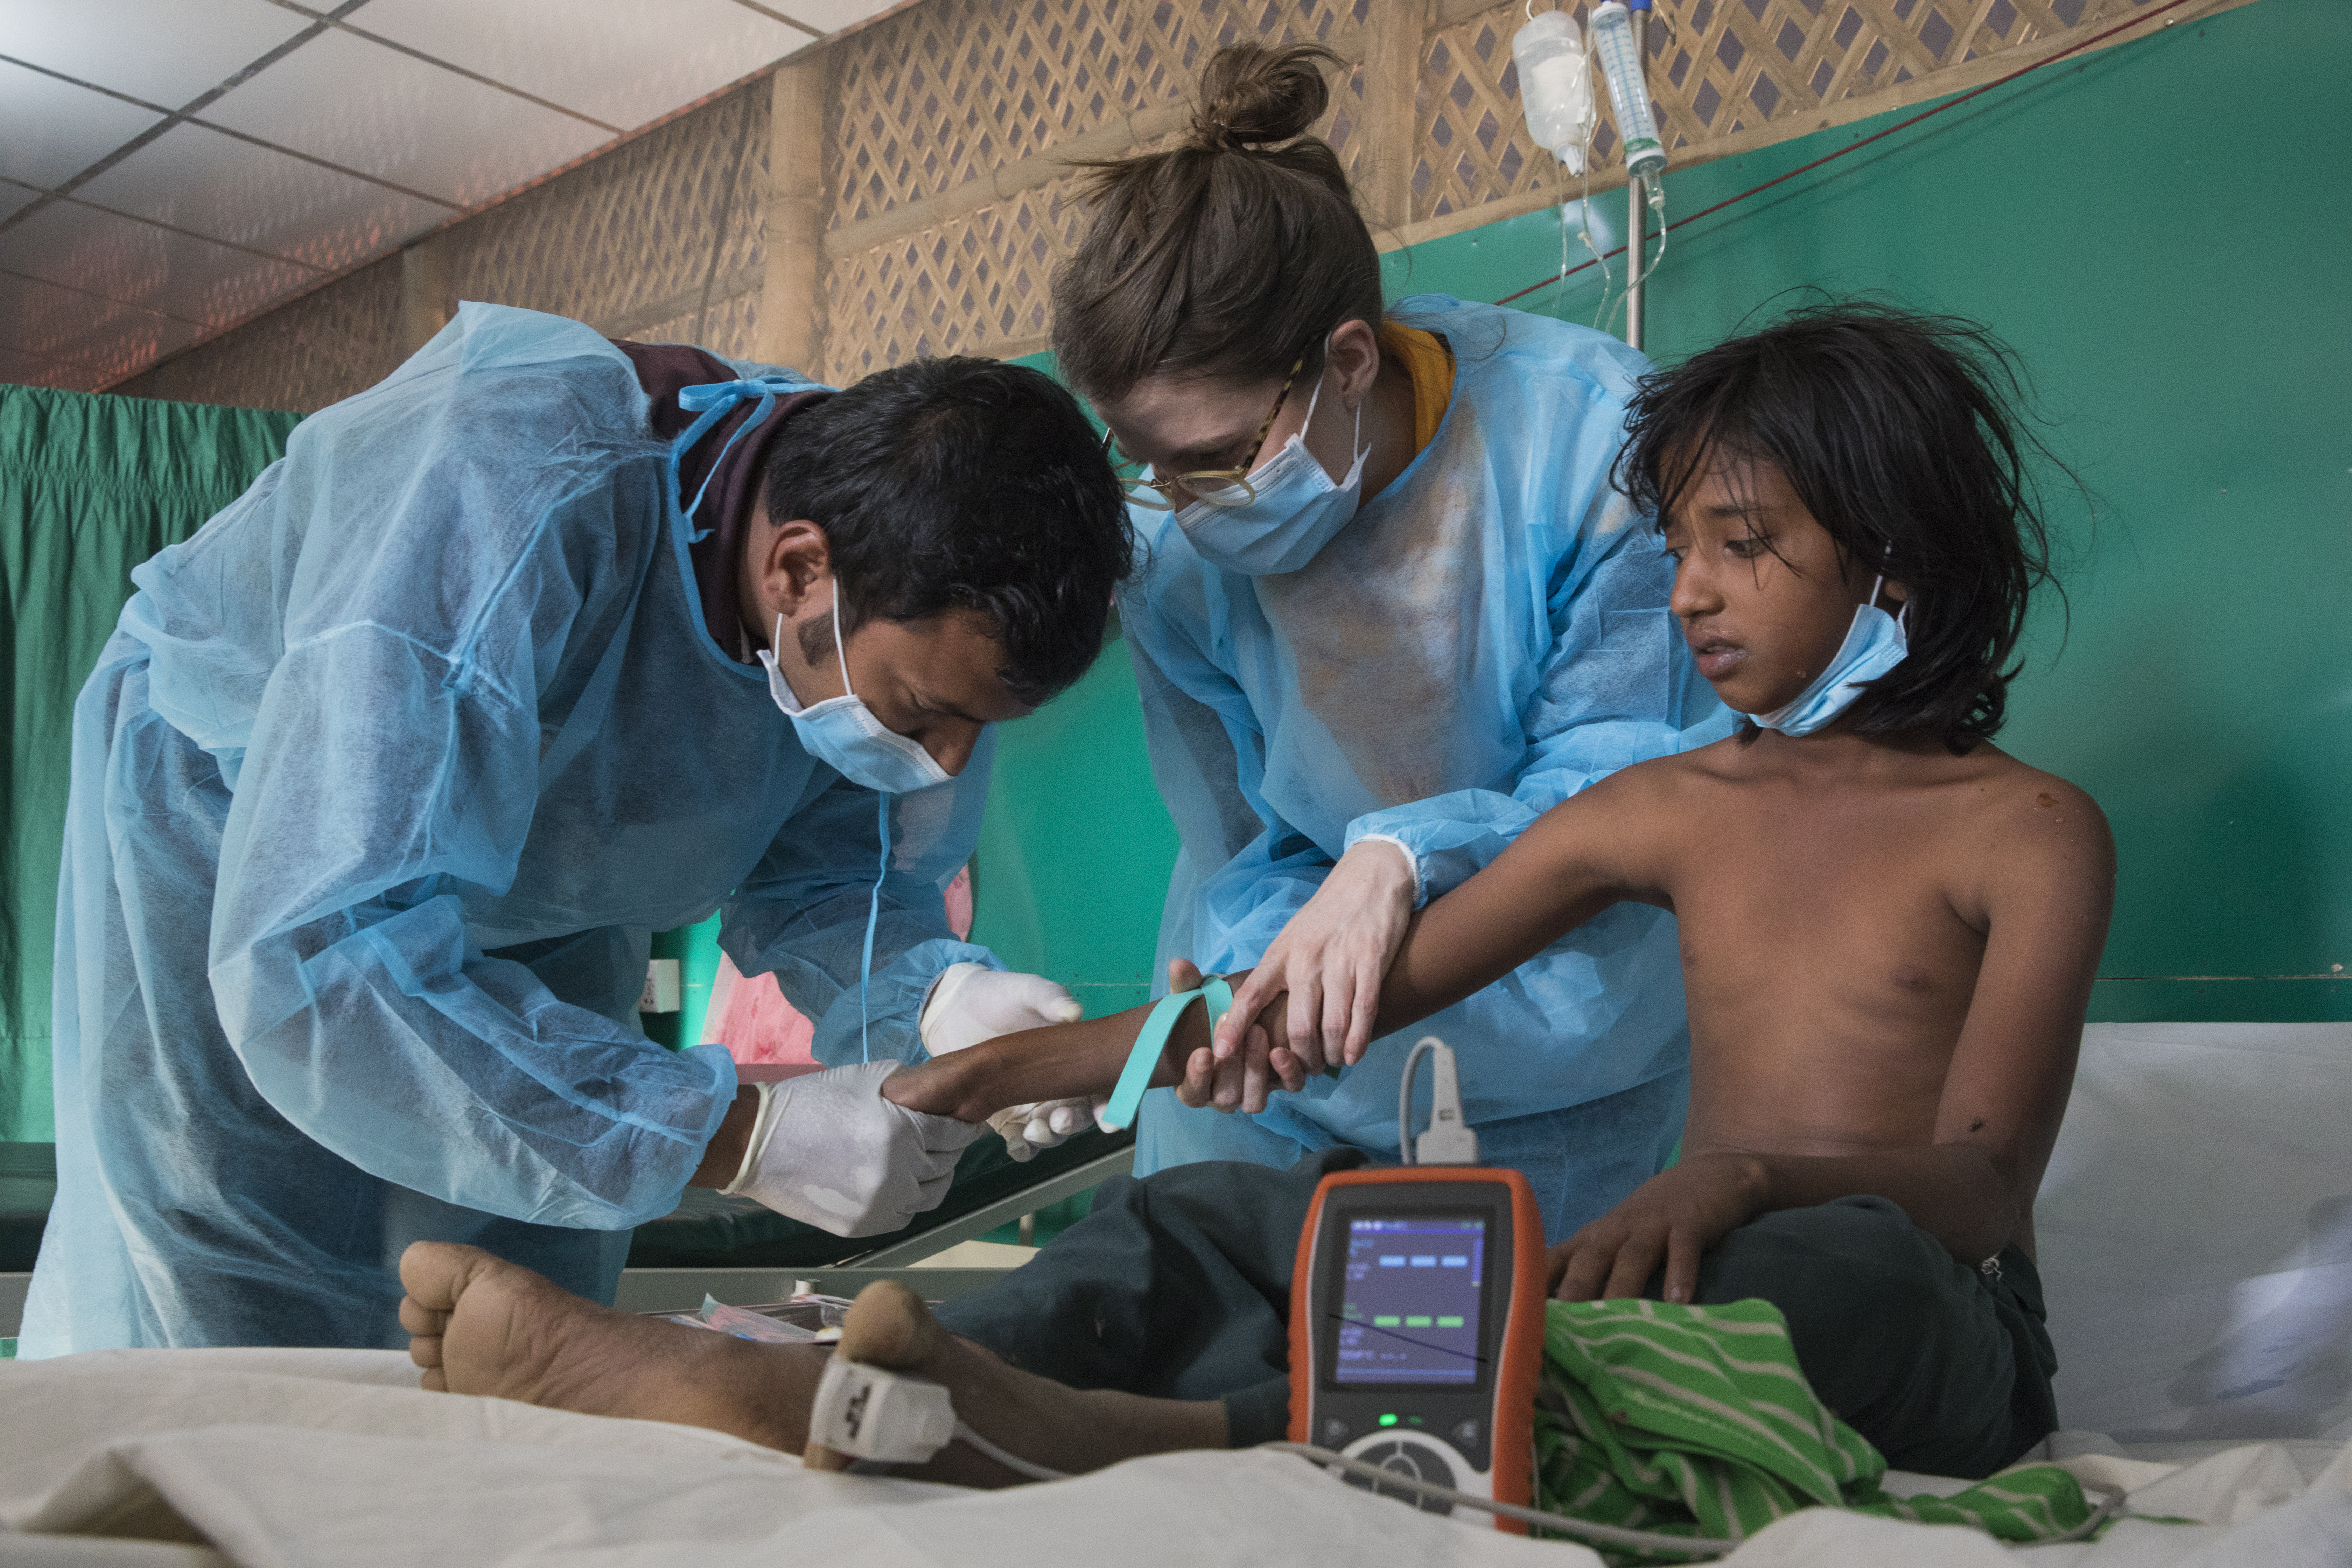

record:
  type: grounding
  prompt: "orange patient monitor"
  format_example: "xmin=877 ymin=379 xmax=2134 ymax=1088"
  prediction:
xmin=1286 ymin=1161 xmax=1547 ymax=1530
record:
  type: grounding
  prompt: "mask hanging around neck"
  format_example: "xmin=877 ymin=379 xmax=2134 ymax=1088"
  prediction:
xmin=1750 ymin=576 xmax=1910 ymax=737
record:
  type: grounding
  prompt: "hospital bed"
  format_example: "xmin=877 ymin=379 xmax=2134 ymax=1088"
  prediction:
xmin=5 ymin=1021 xmax=2349 ymax=1566
xmin=0 ymin=1121 xmax=1129 ymax=1348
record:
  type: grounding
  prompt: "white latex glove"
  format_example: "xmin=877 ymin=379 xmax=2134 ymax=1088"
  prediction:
xmin=1214 ymin=838 xmax=1419 ymax=1074
xmin=920 ymin=962 xmax=1092 ymax=1162
xmin=718 ymin=1061 xmax=984 ymax=1237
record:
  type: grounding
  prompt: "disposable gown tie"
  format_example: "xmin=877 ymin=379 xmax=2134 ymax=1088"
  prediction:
xmin=1119 ymin=296 xmax=1733 ymax=1233
xmin=22 ymin=304 xmax=999 ymax=1356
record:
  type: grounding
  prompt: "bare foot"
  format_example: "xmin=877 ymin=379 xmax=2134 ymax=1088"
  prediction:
xmin=807 ymin=1279 xmax=1228 ymax=1487
xmin=398 ymin=1241 xmax=825 ymax=1450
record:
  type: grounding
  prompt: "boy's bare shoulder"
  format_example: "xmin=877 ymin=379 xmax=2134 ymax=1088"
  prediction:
xmin=1947 ymin=744 xmax=2115 ymax=889
xmin=1579 ymin=736 xmax=1739 ymax=808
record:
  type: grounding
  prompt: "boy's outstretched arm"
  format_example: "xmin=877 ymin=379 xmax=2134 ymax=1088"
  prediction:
xmin=881 ymin=782 xmax=1652 ymax=1123
xmin=1282 ymin=775 xmax=1660 ymax=1068
xmin=879 ymin=960 xmax=1262 ymax=1123
xmin=1552 ymin=781 xmax=2116 ymax=1304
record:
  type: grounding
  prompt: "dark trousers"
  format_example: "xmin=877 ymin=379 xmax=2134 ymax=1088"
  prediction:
xmin=936 ymin=1149 xmax=2059 ymax=1480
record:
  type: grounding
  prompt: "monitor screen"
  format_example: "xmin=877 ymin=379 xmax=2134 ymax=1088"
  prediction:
xmin=1331 ymin=1215 xmax=1487 ymax=1385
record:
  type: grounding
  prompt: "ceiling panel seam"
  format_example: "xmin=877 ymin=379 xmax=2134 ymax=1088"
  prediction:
xmin=0 ymin=5 xmax=362 ymax=238
xmin=172 ymin=120 xmax=463 ymax=211
xmin=730 ymin=0 xmax=826 ymax=41
xmin=0 ymin=263 xmax=208 ymax=327
xmin=0 ymin=58 xmax=464 ymax=215
xmin=47 ymin=194 xmax=335 ymax=274
xmin=261 ymin=0 xmax=626 ymax=133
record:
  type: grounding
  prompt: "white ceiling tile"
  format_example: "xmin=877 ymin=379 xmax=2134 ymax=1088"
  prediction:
xmin=0 ymin=60 xmax=167 ymax=190
xmin=0 ymin=180 xmax=41 ymax=225
xmin=0 ymin=201 xmax=313 ymax=328
xmin=762 ymin=0 xmax=904 ymax=36
xmin=0 ymin=269 xmax=198 ymax=379
xmin=77 ymin=121 xmax=451 ymax=271
xmin=200 ymin=28 xmax=611 ymax=206
xmin=0 ymin=342 xmax=70 ymax=387
xmin=354 ymin=0 xmax=807 ymax=130
xmin=0 ymin=0 xmax=310 ymax=110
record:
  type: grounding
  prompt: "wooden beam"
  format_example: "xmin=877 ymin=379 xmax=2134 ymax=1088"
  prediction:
xmin=757 ymin=54 xmax=830 ymax=372
xmin=1358 ymin=0 xmax=1429 ymax=232
xmin=397 ymin=232 xmax=452 ymax=353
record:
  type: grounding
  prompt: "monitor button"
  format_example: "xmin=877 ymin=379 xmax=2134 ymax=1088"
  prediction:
xmin=1451 ymin=1418 xmax=1481 ymax=1447
xmin=1321 ymin=1416 xmax=1352 ymax=1447
xmin=1341 ymin=1439 xmax=1458 ymax=1515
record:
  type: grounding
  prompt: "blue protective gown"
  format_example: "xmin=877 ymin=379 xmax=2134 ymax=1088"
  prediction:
xmin=22 ymin=304 xmax=995 ymax=1356
xmin=1124 ymin=297 xmax=1731 ymax=1225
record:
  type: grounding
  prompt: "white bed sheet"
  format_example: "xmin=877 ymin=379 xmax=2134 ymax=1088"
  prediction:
xmin=6 ymin=1022 xmax=2348 ymax=1565
xmin=2 ymin=1348 xmax=2348 ymax=1568
xmin=2037 ymin=1024 xmax=2352 ymax=1446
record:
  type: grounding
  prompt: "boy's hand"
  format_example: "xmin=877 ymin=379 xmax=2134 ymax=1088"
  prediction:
xmin=1547 ymin=1154 xmax=1768 ymax=1304
xmin=1170 ymin=961 xmax=1310 ymax=1114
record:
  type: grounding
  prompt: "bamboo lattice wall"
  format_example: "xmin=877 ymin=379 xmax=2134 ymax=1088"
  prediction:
xmin=114 ymin=0 xmax=2211 ymax=411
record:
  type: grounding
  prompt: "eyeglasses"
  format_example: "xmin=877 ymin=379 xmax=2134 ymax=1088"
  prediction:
xmin=1102 ymin=356 xmax=1306 ymax=511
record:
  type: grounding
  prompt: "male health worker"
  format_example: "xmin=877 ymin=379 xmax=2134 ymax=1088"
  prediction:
xmin=21 ymin=303 xmax=1133 ymax=1354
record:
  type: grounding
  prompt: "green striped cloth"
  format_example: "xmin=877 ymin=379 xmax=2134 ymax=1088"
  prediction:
xmin=1533 ymin=1297 xmax=2092 ymax=1562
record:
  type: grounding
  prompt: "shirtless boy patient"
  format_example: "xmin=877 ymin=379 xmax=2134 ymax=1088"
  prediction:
xmin=400 ymin=304 xmax=2113 ymax=1487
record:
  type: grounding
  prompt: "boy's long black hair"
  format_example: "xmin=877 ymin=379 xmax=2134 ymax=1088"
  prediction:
xmin=1616 ymin=301 xmax=2060 ymax=752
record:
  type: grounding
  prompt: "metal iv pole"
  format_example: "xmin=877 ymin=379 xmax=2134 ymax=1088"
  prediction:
xmin=1623 ymin=0 xmax=1653 ymax=352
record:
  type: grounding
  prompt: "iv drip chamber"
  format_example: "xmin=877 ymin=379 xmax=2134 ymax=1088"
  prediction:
xmin=1589 ymin=1 xmax=1667 ymax=179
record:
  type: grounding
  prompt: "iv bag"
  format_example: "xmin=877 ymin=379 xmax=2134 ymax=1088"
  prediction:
xmin=1590 ymin=1 xmax=1666 ymax=179
xmin=1512 ymin=10 xmax=1596 ymax=173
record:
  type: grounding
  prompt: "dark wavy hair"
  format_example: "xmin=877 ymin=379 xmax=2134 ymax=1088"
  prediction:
xmin=763 ymin=356 xmax=1133 ymax=706
xmin=1616 ymin=301 xmax=2063 ymax=752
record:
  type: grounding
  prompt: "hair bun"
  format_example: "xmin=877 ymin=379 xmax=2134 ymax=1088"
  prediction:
xmin=1187 ymin=41 xmax=1339 ymax=152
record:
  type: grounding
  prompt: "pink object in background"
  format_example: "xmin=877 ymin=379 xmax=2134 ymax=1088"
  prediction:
xmin=705 ymin=864 xmax=974 ymax=1068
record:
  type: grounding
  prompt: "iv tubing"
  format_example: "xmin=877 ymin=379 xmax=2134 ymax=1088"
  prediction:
xmin=1496 ymin=0 xmax=2207 ymax=310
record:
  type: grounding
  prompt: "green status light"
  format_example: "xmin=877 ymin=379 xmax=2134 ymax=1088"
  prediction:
xmin=1378 ymin=1413 xmax=1399 ymax=1427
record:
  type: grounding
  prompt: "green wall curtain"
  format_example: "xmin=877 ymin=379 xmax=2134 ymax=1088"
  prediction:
xmin=964 ymin=0 xmax=2350 ymax=1025
xmin=1364 ymin=0 xmax=2346 ymax=1019
xmin=0 ymin=385 xmax=300 ymax=1140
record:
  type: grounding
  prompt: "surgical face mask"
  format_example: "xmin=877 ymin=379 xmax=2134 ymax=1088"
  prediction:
xmin=1172 ymin=358 xmax=1369 ymax=576
xmin=1751 ymin=576 xmax=1909 ymax=737
xmin=758 ymin=582 xmax=953 ymax=796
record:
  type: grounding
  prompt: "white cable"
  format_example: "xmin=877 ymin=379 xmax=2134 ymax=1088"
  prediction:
xmin=1269 ymin=1444 xmax=2124 ymax=1556
xmin=953 ymin=1420 xmax=1069 ymax=1482
xmin=1397 ymin=1037 xmax=1438 ymax=1164
xmin=1269 ymin=1442 xmax=1741 ymax=1554
xmin=1397 ymin=1035 xmax=1478 ymax=1165
xmin=1266 ymin=1444 xmax=2126 ymax=1555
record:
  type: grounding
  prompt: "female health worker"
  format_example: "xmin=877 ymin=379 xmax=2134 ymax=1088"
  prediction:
xmin=1042 ymin=42 xmax=1729 ymax=1240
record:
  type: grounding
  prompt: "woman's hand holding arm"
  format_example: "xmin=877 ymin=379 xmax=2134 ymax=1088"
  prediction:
xmin=1212 ymin=840 xmax=1418 ymax=1073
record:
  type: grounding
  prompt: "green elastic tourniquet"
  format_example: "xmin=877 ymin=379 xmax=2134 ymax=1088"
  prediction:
xmin=1099 ymin=978 xmax=1231 ymax=1131
xmin=1533 ymin=1297 xmax=2095 ymax=1563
